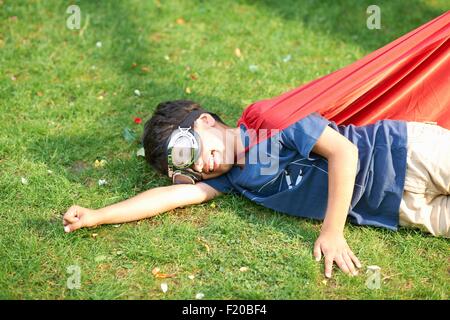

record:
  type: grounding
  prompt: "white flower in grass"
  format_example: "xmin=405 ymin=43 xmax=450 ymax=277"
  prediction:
xmin=136 ymin=147 xmax=145 ymax=157
xmin=160 ymin=282 xmax=168 ymax=293
xmin=283 ymin=54 xmax=292 ymax=63
xmin=21 ymin=177 xmax=28 ymax=185
xmin=134 ymin=89 xmax=141 ymax=96
xmin=195 ymin=292 xmax=205 ymax=299
xmin=249 ymin=64 xmax=258 ymax=72
xmin=98 ymin=179 xmax=107 ymax=186
xmin=96 ymin=41 xmax=102 ymax=48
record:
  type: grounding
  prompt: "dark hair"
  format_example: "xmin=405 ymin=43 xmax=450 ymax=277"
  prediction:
xmin=142 ymin=100 xmax=226 ymax=176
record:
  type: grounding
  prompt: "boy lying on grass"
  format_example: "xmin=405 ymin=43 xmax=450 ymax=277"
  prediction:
xmin=63 ymin=100 xmax=450 ymax=278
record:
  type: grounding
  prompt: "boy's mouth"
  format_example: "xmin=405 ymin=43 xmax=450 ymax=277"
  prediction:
xmin=208 ymin=150 xmax=218 ymax=172
xmin=208 ymin=151 xmax=214 ymax=172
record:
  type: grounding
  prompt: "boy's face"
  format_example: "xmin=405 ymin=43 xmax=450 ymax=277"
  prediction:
xmin=190 ymin=113 xmax=236 ymax=180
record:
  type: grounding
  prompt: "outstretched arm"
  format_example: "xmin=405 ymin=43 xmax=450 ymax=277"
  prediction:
xmin=311 ymin=126 xmax=362 ymax=277
xmin=62 ymin=182 xmax=221 ymax=232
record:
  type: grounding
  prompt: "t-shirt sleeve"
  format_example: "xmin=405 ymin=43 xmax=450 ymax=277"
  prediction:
xmin=201 ymin=173 xmax=235 ymax=194
xmin=280 ymin=112 xmax=330 ymax=158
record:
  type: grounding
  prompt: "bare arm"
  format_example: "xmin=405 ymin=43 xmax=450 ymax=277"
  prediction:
xmin=313 ymin=126 xmax=359 ymax=235
xmin=62 ymin=182 xmax=221 ymax=232
xmin=310 ymin=126 xmax=362 ymax=277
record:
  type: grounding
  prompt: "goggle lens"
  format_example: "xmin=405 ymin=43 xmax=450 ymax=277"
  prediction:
xmin=171 ymin=146 xmax=194 ymax=167
xmin=168 ymin=127 xmax=201 ymax=169
xmin=167 ymin=126 xmax=203 ymax=184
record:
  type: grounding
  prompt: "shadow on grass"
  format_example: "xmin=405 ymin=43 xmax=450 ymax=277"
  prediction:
xmin=240 ymin=0 xmax=445 ymax=53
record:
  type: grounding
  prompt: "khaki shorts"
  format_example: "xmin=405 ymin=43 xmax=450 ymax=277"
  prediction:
xmin=399 ymin=122 xmax=450 ymax=237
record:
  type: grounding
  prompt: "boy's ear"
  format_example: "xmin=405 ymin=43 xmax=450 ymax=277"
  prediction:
xmin=195 ymin=113 xmax=216 ymax=128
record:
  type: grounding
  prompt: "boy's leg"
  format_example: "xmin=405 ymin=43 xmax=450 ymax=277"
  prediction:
xmin=399 ymin=122 xmax=450 ymax=237
xmin=399 ymin=192 xmax=449 ymax=237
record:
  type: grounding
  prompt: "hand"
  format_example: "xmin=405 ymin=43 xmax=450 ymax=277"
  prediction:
xmin=313 ymin=231 xmax=361 ymax=278
xmin=62 ymin=205 xmax=98 ymax=233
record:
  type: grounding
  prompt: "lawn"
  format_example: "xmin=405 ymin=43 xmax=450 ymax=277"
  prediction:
xmin=0 ymin=0 xmax=448 ymax=299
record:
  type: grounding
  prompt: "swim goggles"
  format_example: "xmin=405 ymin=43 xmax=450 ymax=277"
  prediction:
xmin=166 ymin=126 xmax=203 ymax=184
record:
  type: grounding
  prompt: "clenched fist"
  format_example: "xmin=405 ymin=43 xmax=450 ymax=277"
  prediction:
xmin=62 ymin=205 xmax=98 ymax=233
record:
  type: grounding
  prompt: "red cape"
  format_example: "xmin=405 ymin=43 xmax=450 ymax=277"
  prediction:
xmin=237 ymin=11 xmax=450 ymax=153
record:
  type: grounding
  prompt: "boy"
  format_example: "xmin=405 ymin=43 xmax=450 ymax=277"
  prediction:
xmin=62 ymin=100 xmax=450 ymax=278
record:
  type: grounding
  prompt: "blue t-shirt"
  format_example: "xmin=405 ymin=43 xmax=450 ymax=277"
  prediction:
xmin=202 ymin=112 xmax=408 ymax=231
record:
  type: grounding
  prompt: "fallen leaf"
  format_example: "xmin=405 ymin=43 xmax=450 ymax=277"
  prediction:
xmin=131 ymin=62 xmax=138 ymax=68
xmin=176 ymin=18 xmax=185 ymax=25
xmin=190 ymin=73 xmax=198 ymax=80
xmin=94 ymin=159 xmax=107 ymax=168
xmin=210 ymin=202 xmax=216 ymax=208
xmin=36 ymin=91 xmax=43 ymax=97
xmin=321 ymin=279 xmax=328 ymax=285
xmin=160 ymin=282 xmax=168 ymax=293
xmin=91 ymin=233 xmax=98 ymax=238
xmin=197 ymin=237 xmax=210 ymax=253
xmin=123 ymin=127 xmax=137 ymax=142
xmin=155 ymin=273 xmax=176 ymax=279
xmin=11 ymin=75 xmax=16 ymax=81
xmin=116 ymin=250 xmax=124 ymax=255
xmin=235 ymin=48 xmax=242 ymax=58
xmin=185 ymin=87 xmax=191 ymax=94
xmin=152 ymin=267 xmax=176 ymax=278
xmin=152 ymin=267 xmax=161 ymax=276
xmin=195 ymin=293 xmax=205 ymax=299
xmin=97 ymin=263 xmax=111 ymax=271
xmin=188 ymin=275 xmax=195 ymax=280
xmin=239 ymin=267 xmax=249 ymax=272
xmin=141 ymin=66 xmax=151 ymax=73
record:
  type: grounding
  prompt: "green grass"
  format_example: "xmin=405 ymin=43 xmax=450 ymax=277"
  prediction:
xmin=0 ymin=0 xmax=449 ymax=299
